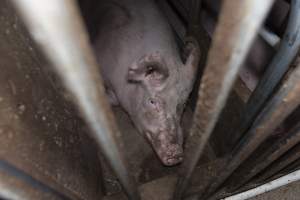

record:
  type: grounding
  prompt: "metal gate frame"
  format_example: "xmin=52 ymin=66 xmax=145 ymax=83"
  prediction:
xmin=4 ymin=0 xmax=300 ymax=199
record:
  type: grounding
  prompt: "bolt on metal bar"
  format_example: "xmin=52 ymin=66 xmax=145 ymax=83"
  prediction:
xmin=204 ymin=60 xmax=300 ymax=200
xmin=232 ymin=0 xmax=300 ymax=146
xmin=173 ymin=0 xmax=274 ymax=199
xmin=255 ymin=142 xmax=300 ymax=184
xmin=11 ymin=1 xmax=140 ymax=199
xmin=226 ymin=121 xmax=300 ymax=192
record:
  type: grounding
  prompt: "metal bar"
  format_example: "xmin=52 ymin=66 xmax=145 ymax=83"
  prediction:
xmin=11 ymin=1 xmax=140 ymax=199
xmin=159 ymin=0 xmax=186 ymax=41
xmin=255 ymin=143 xmax=300 ymax=184
xmin=204 ymin=61 xmax=300 ymax=199
xmin=226 ymin=121 xmax=300 ymax=192
xmin=223 ymin=169 xmax=300 ymax=200
xmin=173 ymin=1 xmax=274 ymax=199
xmin=168 ymin=0 xmax=189 ymax=22
xmin=232 ymin=0 xmax=300 ymax=146
xmin=190 ymin=0 xmax=202 ymax=26
xmin=214 ymin=156 xmax=300 ymax=200
xmin=0 ymin=159 xmax=69 ymax=200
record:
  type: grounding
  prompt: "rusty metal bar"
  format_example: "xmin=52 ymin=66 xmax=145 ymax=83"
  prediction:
xmin=232 ymin=0 xmax=300 ymax=146
xmin=173 ymin=1 xmax=274 ymax=199
xmin=226 ymin=121 xmax=300 ymax=192
xmin=203 ymin=62 xmax=300 ymax=199
xmin=11 ymin=0 xmax=140 ymax=199
xmin=0 ymin=160 xmax=68 ymax=200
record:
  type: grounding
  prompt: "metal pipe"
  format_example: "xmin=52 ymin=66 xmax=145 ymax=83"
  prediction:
xmin=255 ymin=142 xmax=300 ymax=184
xmin=0 ymin=159 xmax=69 ymax=200
xmin=232 ymin=0 xmax=300 ymax=146
xmin=158 ymin=0 xmax=186 ymax=41
xmin=11 ymin=1 xmax=140 ymax=199
xmin=173 ymin=1 xmax=274 ymax=199
xmin=204 ymin=59 xmax=300 ymax=199
xmin=168 ymin=0 xmax=189 ymax=23
xmin=223 ymin=169 xmax=300 ymax=200
xmin=190 ymin=0 xmax=202 ymax=27
xmin=226 ymin=121 xmax=300 ymax=192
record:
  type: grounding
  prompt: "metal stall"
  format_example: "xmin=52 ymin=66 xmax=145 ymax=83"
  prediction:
xmin=0 ymin=0 xmax=300 ymax=200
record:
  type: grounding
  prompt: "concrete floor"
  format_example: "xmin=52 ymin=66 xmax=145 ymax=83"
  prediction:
xmin=250 ymin=181 xmax=300 ymax=200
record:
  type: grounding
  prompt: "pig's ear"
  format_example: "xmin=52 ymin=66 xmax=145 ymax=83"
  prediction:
xmin=127 ymin=61 xmax=169 ymax=87
xmin=183 ymin=37 xmax=200 ymax=78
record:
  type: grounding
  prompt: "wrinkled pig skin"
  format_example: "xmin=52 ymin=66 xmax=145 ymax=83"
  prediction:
xmin=94 ymin=0 xmax=200 ymax=166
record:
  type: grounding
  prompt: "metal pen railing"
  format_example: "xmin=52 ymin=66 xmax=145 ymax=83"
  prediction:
xmin=174 ymin=1 xmax=275 ymax=199
xmin=9 ymin=1 xmax=300 ymax=200
xmin=11 ymin=0 xmax=140 ymax=200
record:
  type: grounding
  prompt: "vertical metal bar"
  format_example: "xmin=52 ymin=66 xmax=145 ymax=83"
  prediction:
xmin=205 ymin=62 xmax=300 ymax=199
xmin=232 ymin=0 xmax=300 ymax=145
xmin=11 ymin=1 xmax=140 ymax=199
xmin=158 ymin=0 xmax=186 ymax=41
xmin=173 ymin=1 xmax=274 ymax=199
xmin=190 ymin=0 xmax=202 ymax=26
xmin=226 ymin=121 xmax=300 ymax=192
xmin=168 ymin=0 xmax=189 ymax=22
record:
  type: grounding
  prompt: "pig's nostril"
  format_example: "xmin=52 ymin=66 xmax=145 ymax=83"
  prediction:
xmin=165 ymin=155 xmax=183 ymax=166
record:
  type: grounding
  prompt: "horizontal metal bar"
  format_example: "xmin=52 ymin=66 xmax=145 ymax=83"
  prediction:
xmin=204 ymin=59 xmax=300 ymax=199
xmin=226 ymin=121 xmax=300 ymax=192
xmin=223 ymin=169 xmax=300 ymax=200
xmin=173 ymin=0 xmax=274 ymax=199
xmin=11 ymin=1 xmax=140 ymax=200
xmin=232 ymin=0 xmax=300 ymax=146
xmin=0 ymin=160 xmax=69 ymax=200
xmin=255 ymin=142 xmax=300 ymax=184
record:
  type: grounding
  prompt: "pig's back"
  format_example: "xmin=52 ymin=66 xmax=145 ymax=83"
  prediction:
xmin=94 ymin=0 xmax=175 ymax=100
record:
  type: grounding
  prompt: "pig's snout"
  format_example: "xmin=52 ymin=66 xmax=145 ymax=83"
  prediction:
xmin=161 ymin=144 xmax=183 ymax=166
xmin=146 ymin=131 xmax=183 ymax=166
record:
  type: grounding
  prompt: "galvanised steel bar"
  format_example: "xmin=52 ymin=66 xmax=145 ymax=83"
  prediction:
xmin=204 ymin=61 xmax=300 ymax=200
xmin=0 ymin=160 xmax=69 ymax=200
xmin=173 ymin=1 xmax=274 ymax=199
xmin=232 ymin=0 xmax=300 ymax=145
xmin=11 ymin=1 xmax=140 ymax=199
xmin=226 ymin=121 xmax=300 ymax=192
xmin=255 ymin=142 xmax=300 ymax=184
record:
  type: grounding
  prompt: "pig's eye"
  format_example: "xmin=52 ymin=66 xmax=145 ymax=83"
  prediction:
xmin=148 ymin=98 xmax=159 ymax=109
xmin=150 ymin=99 xmax=155 ymax=104
xmin=145 ymin=65 xmax=157 ymax=76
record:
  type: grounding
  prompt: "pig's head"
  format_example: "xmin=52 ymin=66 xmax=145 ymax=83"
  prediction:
xmin=126 ymin=40 xmax=199 ymax=166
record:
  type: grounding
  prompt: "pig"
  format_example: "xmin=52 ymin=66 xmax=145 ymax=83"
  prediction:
xmin=93 ymin=0 xmax=200 ymax=166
